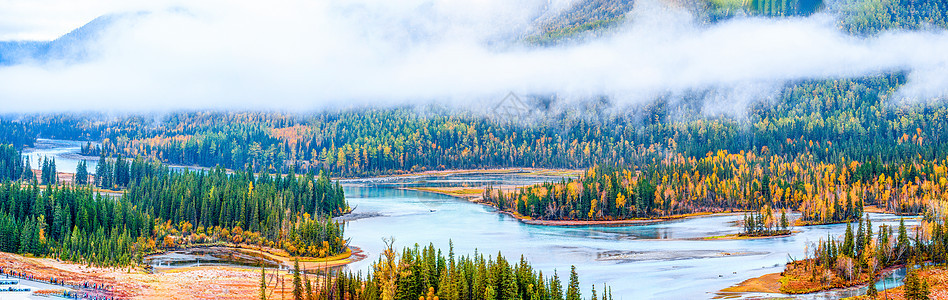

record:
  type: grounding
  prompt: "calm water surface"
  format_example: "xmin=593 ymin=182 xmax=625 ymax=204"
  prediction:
xmin=341 ymin=187 xmax=916 ymax=299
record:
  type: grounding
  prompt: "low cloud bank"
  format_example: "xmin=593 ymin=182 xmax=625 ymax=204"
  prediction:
xmin=0 ymin=0 xmax=945 ymax=112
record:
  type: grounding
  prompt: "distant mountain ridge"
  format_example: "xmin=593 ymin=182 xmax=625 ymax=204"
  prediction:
xmin=0 ymin=14 xmax=130 ymax=66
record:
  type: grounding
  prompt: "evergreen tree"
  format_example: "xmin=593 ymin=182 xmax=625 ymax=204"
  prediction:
xmin=898 ymin=218 xmax=910 ymax=260
xmin=75 ymin=160 xmax=88 ymax=185
xmin=856 ymin=219 xmax=865 ymax=256
xmin=780 ymin=210 xmax=789 ymax=232
xmin=95 ymin=152 xmax=109 ymax=188
xmin=550 ymin=271 xmax=564 ymax=300
xmin=843 ymin=222 xmax=854 ymax=257
xmin=904 ymin=267 xmax=930 ymax=300
xmin=567 ymin=266 xmax=581 ymax=300
xmin=293 ymin=259 xmax=303 ymax=300
xmin=865 ymin=217 xmax=873 ymax=254
xmin=260 ymin=267 xmax=268 ymax=300
xmin=304 ymin=274 xmax=313 ymax=300
xmin=21 ymin=156 xmax=33 ymax=182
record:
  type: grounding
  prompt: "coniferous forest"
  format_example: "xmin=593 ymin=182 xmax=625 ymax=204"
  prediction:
xmin=274 ymin=242 xmax=604 ymax=300
xmin=0 ymin=154 xmax=348 ymax=266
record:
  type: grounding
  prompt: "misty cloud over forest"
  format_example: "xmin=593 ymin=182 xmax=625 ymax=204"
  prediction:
xmin=0 ymin=0 xmax=946 ymax=112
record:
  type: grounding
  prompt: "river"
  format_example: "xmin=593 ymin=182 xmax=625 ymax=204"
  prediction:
xmin=340 ymin=186 xmax=915 ymax=299
xmin=23 ymin=139 xmax=98 ymax=174
xmin=24 ymin=139 xmax=916 ymax=299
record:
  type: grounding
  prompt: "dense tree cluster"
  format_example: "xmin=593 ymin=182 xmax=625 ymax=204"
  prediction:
xmin=482 ymin=150 xmax=889 ymax=224
xmin=45 ymin=75 xmax=934 ymax=182
xmin=74 ymin=160 xmax=89 ymax=185
xmin=0 ymin=145 xmax=28 ymax=182
xmin=0 ymin=153 xmax=349 ymax=265
xmin=8 ymin=76 xmax=946 ymax=225
xmin=841 ymin=0 xmax=948 ymax=35
xmin=39 ymin=157 xmax=57 ymax=185
xmin=525 ymin=0 xmax=632 ymax=45
xmin=0 ymin=183 xmax=152 ymax=265
xmin=268 ymin=242 xmax=609 ymax=300
xmin=120 ymin=161 xmax=349 ymax=258
xmin=0 ymin=120 xmax=34 ymax=149
xmin=780 ymin=216 xmax=948 ymax=296
xmin=740 ymin=205 xmax=791 ymax=236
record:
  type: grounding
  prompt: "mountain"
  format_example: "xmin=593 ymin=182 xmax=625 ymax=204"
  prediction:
xmin=0 ymin=14 xmax=128 ymax=66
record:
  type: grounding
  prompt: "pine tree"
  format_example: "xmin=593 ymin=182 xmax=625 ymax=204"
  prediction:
xmin=898 ymin=218 xmax=910 ymax=260
xmin=293 ymin=259 xmax=303 ymax=300
xmin=843 ymin=222 xmax=854 ymax=257
xmin=865 ymin=217 xmax=873 ymax=254
xmin=550 ymin=271 xmax=564 ymax=300
xmin=304 ymin=274 xmax=313 ymax=300
xmin=75 ymin=160 xmax=88 ymax=185
xmin=21 ymin=156 xmax=33 ymax=182
xmin=260 ymin=267 xmax=268 ymax=300
xmin=566 ymin=266 xmax=581 ymax=300
xmin=904 ymin=267 xmax=930 ymax=300
xmin=856 ymin=219 xmax=865 ymax=256
xmin=95 ymin=152 xmax=107 ymax=188
xmin=780 ymin=210 xmax=789 ymax=232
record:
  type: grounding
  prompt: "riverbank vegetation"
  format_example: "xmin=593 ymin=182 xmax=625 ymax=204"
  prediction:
xmin=740 ymin=206 xmax=791 ymax=237
xmin=0 ymin=145 xmax=29 ymax=182
xmin=268 ymin=242 xmax=610 ymax=300
xmin=776 ymin=216 xmax=948 ymax=296
xmin=0 ymin=155 xmax=349 ymax=266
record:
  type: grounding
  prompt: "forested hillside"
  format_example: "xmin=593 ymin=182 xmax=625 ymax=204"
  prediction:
xmin=43 ymin=74 xmax=948 ymax=179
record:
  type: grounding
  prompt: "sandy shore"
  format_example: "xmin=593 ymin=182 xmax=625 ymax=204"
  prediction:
xmin=0 ymin=246 xmax=361 ymax=300
xmin=718 ymin=272 xmax=784 ymax=294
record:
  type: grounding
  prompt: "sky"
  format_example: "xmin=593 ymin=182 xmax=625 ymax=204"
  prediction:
xmin=0 ymin=0 xmax=946 ymax=112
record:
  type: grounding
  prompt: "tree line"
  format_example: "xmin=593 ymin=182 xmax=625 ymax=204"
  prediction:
xmin=0 ymin=151 xmax=350 ymax=265
xmin=264 ymin=242 xmax=610 ymax=300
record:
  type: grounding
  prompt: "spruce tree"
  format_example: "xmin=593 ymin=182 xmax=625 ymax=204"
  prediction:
xmin=260 ymin=267 xmax=268 ymax=300
xmin=566 ymin=266 xmax=581 ymax=300
xmin=865 ymin=217 xmax=873 ymax=254
xmin=898 ymin=218 xmax=910 ymax=260
xmin=780 ymin=210 xmax=789 ymax=232
xmin=856 ymin=219 xmax=865 ymax=256
xmin=304 ymin=274 xmax=313 ymax=300
xmin=843 ymin=222 xmax=854 ymax=257
xmin=75 ymin=160 xmax=88 ymax=185
xmin=293 ymin=259 xmax=303 ymax=300
xmin=904 ymin=267 xmax=930 ymax=300
xmin=550 ymin=271 xmax=564 ymax=300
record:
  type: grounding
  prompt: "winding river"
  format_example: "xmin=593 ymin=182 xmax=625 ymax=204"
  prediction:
xmin=25 ymin=139 xmax=916 ymax=299
xmin=341 ymin=187 xmax=914 ymax=299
